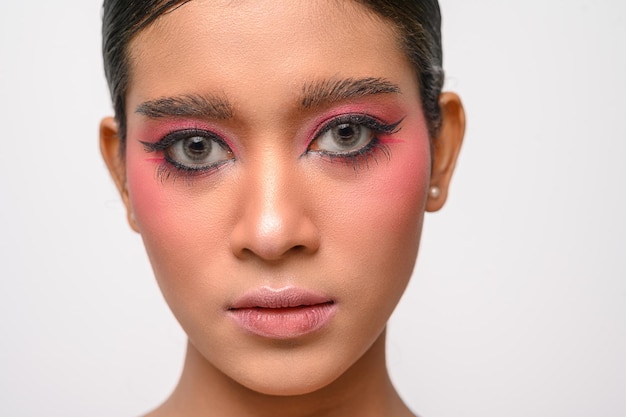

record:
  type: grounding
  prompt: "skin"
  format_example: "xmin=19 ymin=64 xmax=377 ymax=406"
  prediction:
xmin=100 ymin=1 xmax=465 ymax=416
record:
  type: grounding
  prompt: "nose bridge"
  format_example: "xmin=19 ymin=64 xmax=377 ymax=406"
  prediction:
xmin=230 ymin=145 xmax=318 ymax=260
xmin=254 ymin=149 xmax=291 ymax=234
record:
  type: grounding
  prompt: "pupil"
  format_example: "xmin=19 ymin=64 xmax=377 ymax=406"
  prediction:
xmin=184 ymin=136 xmax=211 ymax=160
xmin=335 ymin=124 xmax=359 ymax=144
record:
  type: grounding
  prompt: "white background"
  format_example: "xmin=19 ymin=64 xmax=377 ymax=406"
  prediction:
xmin=1 ymin=1 xmax=624 ymax=416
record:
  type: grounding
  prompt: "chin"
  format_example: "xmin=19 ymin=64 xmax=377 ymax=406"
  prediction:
xmin=224 ymin=351 xmax=352 ymax=397
xmin=190 ymin=333 xmax=374 ymax=398
xmin=241 ymin=376 xmax=335 ymax=397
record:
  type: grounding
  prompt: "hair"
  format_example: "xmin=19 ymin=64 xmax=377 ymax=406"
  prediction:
xmin=102 ymin=0 xmax=443 ymax=151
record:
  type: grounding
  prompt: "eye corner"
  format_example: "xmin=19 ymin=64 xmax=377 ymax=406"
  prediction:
xmin=139 ymin=140 xmax=159 ymax=152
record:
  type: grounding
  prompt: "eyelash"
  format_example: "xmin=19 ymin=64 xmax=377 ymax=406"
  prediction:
xmin=140 ymin=114 xmax=404 ymax=183
xmin=308 ymin=114 xmax=403 ymax=170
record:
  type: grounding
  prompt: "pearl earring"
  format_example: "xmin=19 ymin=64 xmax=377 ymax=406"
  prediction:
xmin=429 ymin=186 xmax=441 ymax=199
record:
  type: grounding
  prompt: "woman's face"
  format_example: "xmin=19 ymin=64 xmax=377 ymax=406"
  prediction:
xmin=120 ymin=0 xmax=431 ymax=395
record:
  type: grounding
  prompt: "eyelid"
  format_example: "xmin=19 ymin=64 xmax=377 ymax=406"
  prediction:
xmin=140 ymin=128 xmax=227 ymax=153
xmin=313 ymin=114 xmax=403 ymax=141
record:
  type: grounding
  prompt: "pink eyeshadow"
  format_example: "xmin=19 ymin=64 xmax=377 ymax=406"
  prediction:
xmin=300 ymin=101 xmax=408 ymax=152
xmin=134 ymin=118 xmax=238 ymax=153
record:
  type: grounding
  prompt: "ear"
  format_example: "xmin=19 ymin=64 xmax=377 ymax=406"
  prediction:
xmin=426 ymin=92 xmax=466 ymax=212
xmin=100 ymin=117 xmax=140 ymax=232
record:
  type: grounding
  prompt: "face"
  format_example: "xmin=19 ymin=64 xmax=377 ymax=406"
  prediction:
xmin=117 ymin=0 xmax=433 ymax=396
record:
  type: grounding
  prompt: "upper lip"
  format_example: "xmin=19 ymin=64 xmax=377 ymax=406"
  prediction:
xmin=228 ymin=286 xmax=334 ymax=310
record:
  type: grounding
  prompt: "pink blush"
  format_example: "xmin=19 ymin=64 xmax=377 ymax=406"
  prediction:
xmin=378 ymin=137 xmax=405 ymax=145
xmin=358 ymin=118 xmax=431 ymax=203
xmin=125 ymin=147 xmax=181 ymax=238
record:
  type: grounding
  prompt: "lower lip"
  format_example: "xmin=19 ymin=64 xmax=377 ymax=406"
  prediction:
xmin=228 ymin=303 xmax=336 ymax=339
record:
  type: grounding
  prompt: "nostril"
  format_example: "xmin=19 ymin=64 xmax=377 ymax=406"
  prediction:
xmin=239 ymin=243 xmax=311 ymax=262
xmin=231 ymin=229 xmax=320 ymax=261
xmin=291 ymin=245 xmax=308 ymax=254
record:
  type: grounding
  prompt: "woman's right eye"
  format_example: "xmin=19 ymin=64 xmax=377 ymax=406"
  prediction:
xmin=143 ymin=129 xmax=234 ymax=173
xmin=165 ymin=133 xmax=233 ymax=170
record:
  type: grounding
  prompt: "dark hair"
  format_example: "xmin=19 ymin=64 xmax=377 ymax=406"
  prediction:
xmin=102 ymin=0 xmax=443 ymax=150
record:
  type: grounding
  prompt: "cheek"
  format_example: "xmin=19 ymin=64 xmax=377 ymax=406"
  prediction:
xmin=329 ymin=128 xmax=430 ymax=246
xmin=125 ymin=153 xmax=177 ymax=237
xmin=319 ymin=124 xmax=431 ymax=305
xmin=124 ymin=145 xmax=216 ymax=280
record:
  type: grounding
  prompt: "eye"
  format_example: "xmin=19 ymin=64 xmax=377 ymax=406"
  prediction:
xmin=142 ymin=128 xmax=234 ymax=172
xmin=166 ymin=133 xmax=232 ymax=169
xmin=308 ymin=114 xmax=401 ymax=156
xmin=311 ymin=121 xmax=375 ymax=154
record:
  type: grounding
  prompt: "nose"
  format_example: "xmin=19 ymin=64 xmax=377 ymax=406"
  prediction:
xmin=229 ymin=153 xmax=320 ymax=262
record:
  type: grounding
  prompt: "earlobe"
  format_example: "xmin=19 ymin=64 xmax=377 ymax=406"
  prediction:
xmin=99 ymin=117 xmax=140 ymax=232
xmin=426 ymin=92 xmax=465 ymax=212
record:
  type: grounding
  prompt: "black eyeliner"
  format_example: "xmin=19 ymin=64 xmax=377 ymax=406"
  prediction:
xmin=140 ymin=127 xmax=234 ymax=183
xmin=306 ymin=113 xmax=404 ymax=171
xmin=315 ymin=114 xmax=404 ymax=139
xmin=140 ymin=128 xmax=225 ymax=153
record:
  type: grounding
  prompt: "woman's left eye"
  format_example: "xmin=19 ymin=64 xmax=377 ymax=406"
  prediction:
xmin=311 ymin=122 xmax=375 ymax=154
xmin=308 ymin=115 xmax=401 ymax=157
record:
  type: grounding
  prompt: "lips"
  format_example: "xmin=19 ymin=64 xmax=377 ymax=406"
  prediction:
xmin=227 ymin=287 xmax=336 ymax=339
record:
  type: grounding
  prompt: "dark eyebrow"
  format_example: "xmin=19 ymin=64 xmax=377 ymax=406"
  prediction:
xmin=300 ymin=77 xmax=401 ymax=109
xmin=135 ymin=94 xmax=234 ymax=119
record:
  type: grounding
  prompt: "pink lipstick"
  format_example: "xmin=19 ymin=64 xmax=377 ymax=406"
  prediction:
xmin=228 ymin=287 xmax=336 ymax=339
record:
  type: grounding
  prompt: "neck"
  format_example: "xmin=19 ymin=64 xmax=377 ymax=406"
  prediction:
xmin=149 ymin=330 xmax=414 ymax=417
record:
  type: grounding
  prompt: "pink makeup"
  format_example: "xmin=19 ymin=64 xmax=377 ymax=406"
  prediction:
xmin=300 ymin=100 xmax=407 ymax=154
xmin=115 ymin=0 xmax=443 ymax=399
xmin=227 ymin=287 xmax=337 ymax=339
xmin=135 ymin=118 xmax=238 ymax=154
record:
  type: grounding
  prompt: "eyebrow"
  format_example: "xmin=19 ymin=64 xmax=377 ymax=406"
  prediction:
xmin=300 ymin=77 xmax=401 ymax=109
xmin=135 ymin=94 xmax=234 ymax=119
xmin=134 ymin=77 xmax=399 ymax=119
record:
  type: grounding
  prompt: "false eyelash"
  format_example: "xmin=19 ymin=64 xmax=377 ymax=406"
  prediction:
xmin=140 ymin=128 xmax=225 ymax=152
xmin=321 ymin=140 xmax=392 ymax=171
xmin=315 ymin=114 xmax=404 ymax=139
xmin=152 ymin=158 xmax=233 ymax=185
xmin=308 ymin=114 xmax=404 ymax=171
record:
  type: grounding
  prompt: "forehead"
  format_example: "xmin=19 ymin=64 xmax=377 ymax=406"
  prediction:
xmin=126 ymin=0 xmax=416 ymax=110
xmin=130 ymin=0 xmax=399 ymax=51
